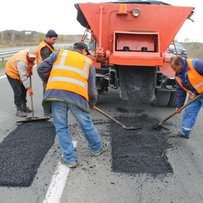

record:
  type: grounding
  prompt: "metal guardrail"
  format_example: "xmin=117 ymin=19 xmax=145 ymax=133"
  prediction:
xmin=0 ymin=50 xmax=21 ymax=62
xmin=0 ymin=47 xmax=26 ymax=62
xmin=0 ymin=44 xmax=74 ymax=62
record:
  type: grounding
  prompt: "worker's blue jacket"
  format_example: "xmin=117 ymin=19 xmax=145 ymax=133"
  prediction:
xmin=176 ymin=59 xmax=203 ymax=107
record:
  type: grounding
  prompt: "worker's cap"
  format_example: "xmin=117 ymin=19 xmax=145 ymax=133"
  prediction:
xmin=46 ymin=29 xmax=58 ymax=38
xmin=73 ymin=42 xmax=90 ymax=55
xmin=27 ymin=47 xmax=37 ymax=58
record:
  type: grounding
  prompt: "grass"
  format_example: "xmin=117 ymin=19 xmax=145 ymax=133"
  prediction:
xmin=0 ymin=61 xmax=6 ymax=69
xmin=183 ymin=42 xmax=203 ymax=59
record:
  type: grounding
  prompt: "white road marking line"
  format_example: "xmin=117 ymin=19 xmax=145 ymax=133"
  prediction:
xmin=43 ymin=141 xmax=77 ymax=203
xmin=0 ymin=75 xmax=6 ymax=80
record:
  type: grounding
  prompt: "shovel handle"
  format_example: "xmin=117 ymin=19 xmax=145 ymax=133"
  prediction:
xmin=158 ymin=111 xmax=177 ymax=126
xmin=29 ymin=76 xmax=34 ymax=118
xmin=179 ymin=94 xmax=202 ymax=111
xmin=159 ymin=93 xmax=202 ymax=126
xmin=95 ymin=106 xmax=126 ymax=128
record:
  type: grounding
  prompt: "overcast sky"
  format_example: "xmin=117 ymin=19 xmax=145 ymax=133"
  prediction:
xmin=0 ymin=0 xmax=202 ymax=42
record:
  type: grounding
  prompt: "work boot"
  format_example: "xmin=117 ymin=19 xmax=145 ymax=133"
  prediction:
xmin=92 ymin=142 xmax=110 ymax=157
xmin=16 ymin=108 xmax=27 ymax=117
xmin=175 ymin=132 xmax=189 ymax=139
xmin=22 ymin=105 xmax=32 ymax=113
xmin=62 ymin=160 xmax=78 ymax=169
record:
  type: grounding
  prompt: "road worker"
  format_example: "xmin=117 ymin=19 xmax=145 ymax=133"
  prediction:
xmin=170 ymin=56 xmax=203 ymax=138
xmin=36 ymin=29 xmax=58 ymax=63
xmin=36 ymin=29 xmax=58 ymax=116
xmin=37 ymin=42 xmax=109 ymax=168
xmin=5 ymin=49 xmax=36 ymax=117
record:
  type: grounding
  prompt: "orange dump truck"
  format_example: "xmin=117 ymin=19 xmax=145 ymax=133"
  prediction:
xmin=75 ymin=0 xmax=194 ymax=106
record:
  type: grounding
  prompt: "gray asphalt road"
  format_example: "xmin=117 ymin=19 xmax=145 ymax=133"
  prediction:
xmin=0 ymin=69 xmax=203 ymax=203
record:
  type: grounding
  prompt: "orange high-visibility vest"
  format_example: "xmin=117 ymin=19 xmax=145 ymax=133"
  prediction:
xmin=36 ymin=41 xmax=55 ymax=64
xmin=176 ymin=59 xmax=203 ymax=98
xmin=5 ymin=50 xmax=34 ymax=81
xmin=46 ymin=50 xmax=92 ymax=100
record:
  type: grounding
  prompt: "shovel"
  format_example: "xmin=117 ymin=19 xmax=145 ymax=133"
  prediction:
xmin=153 ymin=93 xmax=202 ymax=130
xmin=95 ymin=106 xmax=141 ymax=130
xmin=16 ymin=76 xmax=50 ymax=123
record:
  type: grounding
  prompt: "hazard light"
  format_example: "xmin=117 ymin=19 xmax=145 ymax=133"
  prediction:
xmin=132 ymin=8 xmax=140 ymax=17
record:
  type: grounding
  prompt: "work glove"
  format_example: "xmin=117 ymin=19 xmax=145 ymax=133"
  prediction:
xmin=27 ymin=87 xmax=33 ymax=96
xmin=27 ymin=70 xmax=33 ymax=76
xmin=89 ymin=102 xmax=95 ymax=110
xmin=89 ymin=96 xmax=97 ymax=109
xmin=176 ymin=107 xmax=181 ymax=113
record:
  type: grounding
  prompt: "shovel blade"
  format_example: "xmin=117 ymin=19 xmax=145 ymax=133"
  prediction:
xmin=16 ymin=116 xmax=50 ymax=123
xmin=124 ymin=126 xmax=142 ymax=130
xmin=152 ymin=124 xmax=169 ymax=131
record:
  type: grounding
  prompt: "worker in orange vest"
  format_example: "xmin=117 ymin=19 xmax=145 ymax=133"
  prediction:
xmin=170 ymin=56 xmax=203 ymax=138
xmin=37 ymin=42 xmax=109 ymax=168
xmin=36 ymin=29 xmax=58 ymax=116
xmin=5 ymin=49 xmax=36 ymax=117
xmin=36 ymin=30 xmax=58 ymax=64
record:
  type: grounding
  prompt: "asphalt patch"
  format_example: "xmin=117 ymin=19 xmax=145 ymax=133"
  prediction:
xmin=111 ymin=113 xmax=173 ymax=177
xmin=0 ymin=121 xmax=55 ymax=187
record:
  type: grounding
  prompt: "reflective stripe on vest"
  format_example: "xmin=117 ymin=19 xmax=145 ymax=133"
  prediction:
xmin=46 ymin=50 xmax=92 ymax=100
xmin=187 ymin=60 xmax=203 ymax=93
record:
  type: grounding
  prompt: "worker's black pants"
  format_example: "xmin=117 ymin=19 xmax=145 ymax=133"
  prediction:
xmin=6 ymin=74 xmax=27 ymax=109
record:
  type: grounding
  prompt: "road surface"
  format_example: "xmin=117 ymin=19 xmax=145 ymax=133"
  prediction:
xmin=0 ymin=68 xmax=203 ymax=203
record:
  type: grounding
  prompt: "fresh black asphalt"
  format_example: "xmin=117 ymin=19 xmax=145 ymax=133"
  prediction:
xmin=0 ymin=121 xmax=55 ymax=187
xmin=111 ymin=108 xmax=173 ymax=176
xmin=0 ymin=108 xmax=173 ymax=187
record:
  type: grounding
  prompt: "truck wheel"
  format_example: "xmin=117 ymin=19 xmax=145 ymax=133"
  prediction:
xmin=153 ymin=88 xmax=171 ymax=107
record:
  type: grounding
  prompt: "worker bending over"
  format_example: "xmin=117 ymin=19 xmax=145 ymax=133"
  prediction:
xmin=170 ymin=56 xmax=203 ymax=138
xmin=5 ymin=49 xmax=36 ymax=117
xmin=37 ymin=42 xmax=109 ymax=168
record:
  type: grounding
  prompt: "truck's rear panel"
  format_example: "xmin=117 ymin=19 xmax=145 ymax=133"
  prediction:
xmin=75 ymin=1 xmax=194 ymax=106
